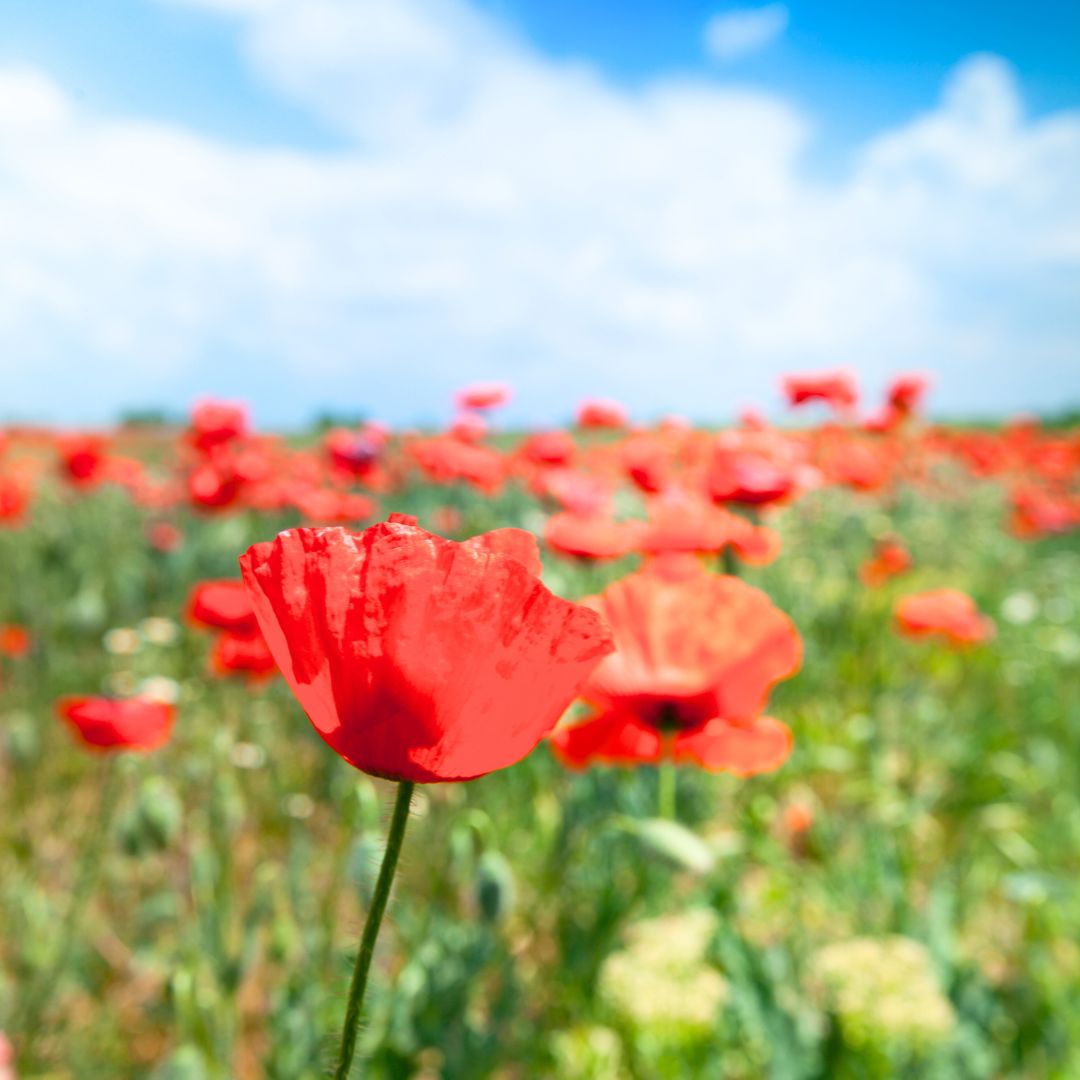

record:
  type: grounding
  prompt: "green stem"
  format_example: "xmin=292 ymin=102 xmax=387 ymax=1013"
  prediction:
xmin=18 ymin=759 xmax=122 ymax=1059
xmin=334 ymin=779 xmax=414 ymax=1080
xmin=658 ymin=760 xmax=677 ymax=821
xmin=721 ymin=546 xmax=738 ymax=576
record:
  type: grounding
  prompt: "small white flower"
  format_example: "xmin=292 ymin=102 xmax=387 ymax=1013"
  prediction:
xmin=284 ymin=793 xmax=315 ymax=820
xmin=103 ymin=627 xmax=141 ymax=655
xmin=139 ymin=617 xmax=181 ymax=646
xmin=138 ymin=676 xmax=181 ymax=704
xmin=230 ymin=742 xmax=266 ymax=770
xmin=1001 ymin=592 xmax=1038 ymax=625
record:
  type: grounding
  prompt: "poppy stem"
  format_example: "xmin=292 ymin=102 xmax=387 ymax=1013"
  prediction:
xmin=334 ymin=779 xmax=414 ymax=1080
xmin=658 ymin=759 xmax=677 ymax=820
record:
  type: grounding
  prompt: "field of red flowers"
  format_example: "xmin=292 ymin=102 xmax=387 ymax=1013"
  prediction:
xmin=1 ymin=376 xmax=1079 ymax=1079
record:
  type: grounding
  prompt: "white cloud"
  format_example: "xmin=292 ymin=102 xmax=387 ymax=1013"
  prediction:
xmin=704 ymin=4 xmax=789 ymax=62
xmin=0 ymin=0 xmax=1078 ymax=424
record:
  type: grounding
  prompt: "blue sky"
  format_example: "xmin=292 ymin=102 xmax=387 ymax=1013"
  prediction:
xmin=0 ymin=0 xmax=1078 ymax=426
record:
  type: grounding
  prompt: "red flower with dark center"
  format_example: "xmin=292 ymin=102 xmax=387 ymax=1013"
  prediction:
xmin=57 ymin=696 xmax=176 ymax=753
xmin=895 ymin=589 xmax=994 ymax=646
xmin=58 ymin=435 xmax=109 ymax=488
xmin=709 ymin=451 xmax=798 ymax=507
xmin=239 ymin=520 xmax=614 ymax=782
xmin=551 ymin=560 xmax=801 ymax=774
xmin=325 ymin=429 xmax=381 ymax=478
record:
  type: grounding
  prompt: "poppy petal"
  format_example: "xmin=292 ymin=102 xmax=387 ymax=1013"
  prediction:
xmin=549 ymin=710 xmax=663 ymax=768
xmin=674 ymin=716 xmax=792 ymax=776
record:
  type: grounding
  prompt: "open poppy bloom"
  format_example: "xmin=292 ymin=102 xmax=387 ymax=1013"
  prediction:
xmin=239 ymin=518 xmax=613 ymax=782
xmin=708 ymin=449 xmax=801 ymax=507
xmin=895 ymin=589 xmax=994 ymax=645
xmin=551 ymin=559 xmax=801 ymax=775
xmin=57 ymin=696 xmax=176 ymax=753
xmin=57 ymin=435 xmax=109 ymax=489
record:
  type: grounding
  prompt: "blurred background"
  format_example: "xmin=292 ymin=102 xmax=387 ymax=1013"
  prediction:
xmin=0 ymin=0 xmax=1078 ymax=426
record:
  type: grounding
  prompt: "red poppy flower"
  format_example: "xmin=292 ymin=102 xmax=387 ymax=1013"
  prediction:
xmin=708 ymin=450 xmax=798 ymax=507
xmin=887 ymin=373 xmax=930 ymax=416
xmin=188 ymin=461 xmax=240 ymax=510
xmin=551 ymin=560 xmax=801 ymax=775
xmin=577 ymin=399 xmax=628 ymax=430
xmin=211 ymin=630 xmax=278 ymax=680
xmin=540 ymin=468 xmax=612 ymax=515
xmin=239 ymin=520 xmax=614 ymax=782
xmin=188 ymin=580 xmax=259 ymax=635
xmin=0 ymin=474 xmax=31 ymax=525
xmin=58 ymin=435 xmax=109 ymax=488
xmin=455 ymin=382 xmax=510 ymax=411
xmin=1010 ymin=486 xmax=1080 ymax=539
xmin=544 ymin=511 xmax=644 ymax=561
xmin=518 ymin=430 xmax=576 ymax=466
xmin=325 ymin=429 xmax=381 ymax=479
xmin=638 ymin=493 xmax=779 ymax=565
xmin=782 ymin=370 xmax=858 ymax=412
xmin=449 ymin=412 xmax=489 ymax=443
xmin=859 ymin=538 xmax=912 ymax=587
xmin=57 ymin=696 xmax=176 ymax=753
xmin=293 ymin=487 xmax=378 ymax=526
xmin=463 ymin=527 xmax=545 ymax=577
xmin=410 ymin=436 xmax=505 ymax=494
xmin=895 ymin=589 xmax=994 ymax=646
xmin=147 ymin=521 xmax=183 ymax=552
xmin=189 ymin=398 xmax=249 ymax=451
xmin=0 ymin=625 xmax=31 ymax=659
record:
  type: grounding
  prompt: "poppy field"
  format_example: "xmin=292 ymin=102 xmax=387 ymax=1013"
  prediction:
xmin=1 ymin=379 xmax=1079 ymax=1079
